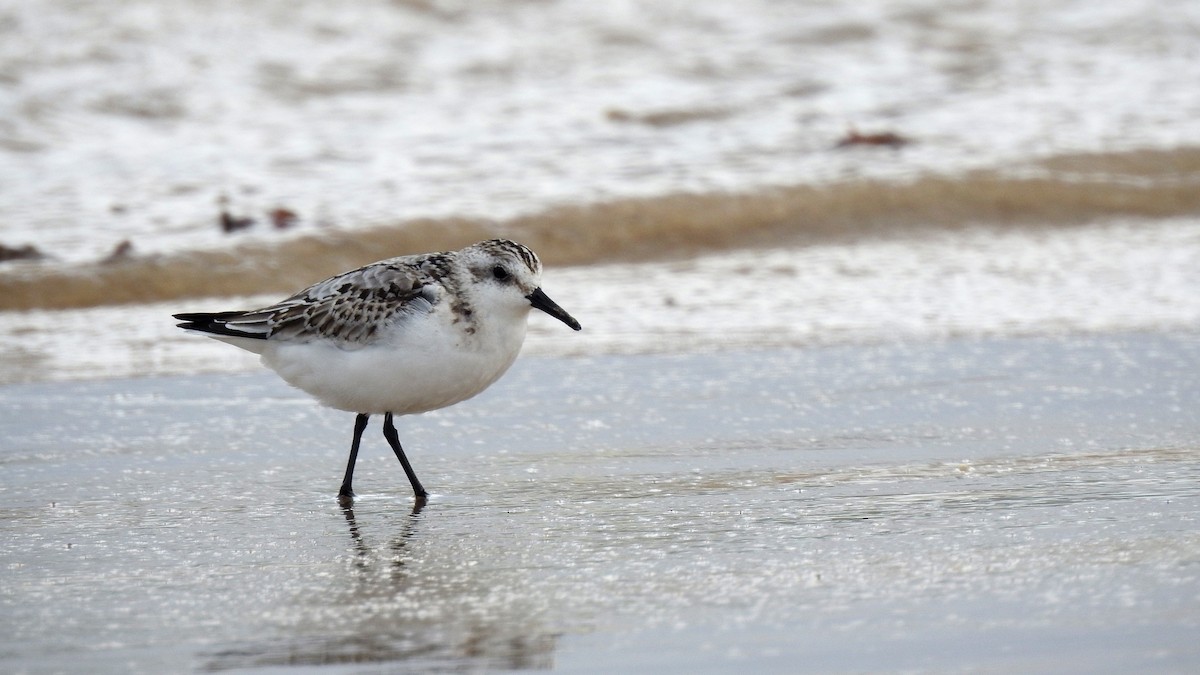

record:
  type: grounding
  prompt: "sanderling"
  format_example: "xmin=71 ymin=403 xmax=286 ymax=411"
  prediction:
xmin=174 ymin=239 xmax=581 ymax=504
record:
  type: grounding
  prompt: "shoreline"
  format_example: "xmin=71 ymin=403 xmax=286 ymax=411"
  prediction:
xmin=2 ymin=146 xmax=1200 ymax=312
xmin=1 ymin=216 xmax=1198 ymax=387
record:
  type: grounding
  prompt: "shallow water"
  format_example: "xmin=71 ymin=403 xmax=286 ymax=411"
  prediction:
xmin=2 ymin=332 xmax=1199 ymax=672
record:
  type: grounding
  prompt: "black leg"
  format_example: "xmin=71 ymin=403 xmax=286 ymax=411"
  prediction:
xmin=382 ymin=412 xmax=428 ymax=502
xmin=338 ymin=413 xmax=370 ymax=501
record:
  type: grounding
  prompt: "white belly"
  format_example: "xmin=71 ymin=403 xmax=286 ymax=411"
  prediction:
xmin=260 ymin=316 xmax=528 ymax=414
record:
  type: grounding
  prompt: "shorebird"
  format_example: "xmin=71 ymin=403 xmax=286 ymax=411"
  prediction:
xmin=174 ymin=239 xmax=581 ymax=503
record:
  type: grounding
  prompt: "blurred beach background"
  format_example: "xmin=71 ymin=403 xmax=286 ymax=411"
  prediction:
xmin=2 ymin=1 xmax=1200 ymax=673
xmin=0 ymin=0 xmax=1198 ymax=379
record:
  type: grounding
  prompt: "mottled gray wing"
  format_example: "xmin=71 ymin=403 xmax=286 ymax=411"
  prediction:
xmin=217 ymin=257 xmax=446 ymax=344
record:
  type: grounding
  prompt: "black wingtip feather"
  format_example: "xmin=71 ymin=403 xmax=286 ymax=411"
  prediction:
xmin=173 ymin=311 xmax=267 ymax=340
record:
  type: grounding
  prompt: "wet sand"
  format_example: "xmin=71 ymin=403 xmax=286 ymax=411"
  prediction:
xmin=2 ymin=331 xmax=1199 ymax=673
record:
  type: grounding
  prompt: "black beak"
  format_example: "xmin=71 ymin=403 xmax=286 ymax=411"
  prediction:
xmin=527 ymin=287 xmax=582 ymax=331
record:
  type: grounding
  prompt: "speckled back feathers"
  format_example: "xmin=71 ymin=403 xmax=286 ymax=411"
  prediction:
xmin=175 ymin=239 xmax=545 ymax=346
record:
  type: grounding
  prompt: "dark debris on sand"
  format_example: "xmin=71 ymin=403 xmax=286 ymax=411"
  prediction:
xmin=0 ymin=243 xmax=49 ymax=263
xmin=835 ymin=128 xmax=911 ymax=149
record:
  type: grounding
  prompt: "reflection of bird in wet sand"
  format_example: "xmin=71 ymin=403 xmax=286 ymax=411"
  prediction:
xmin=341 ymin=500 xmax=424 ymax=571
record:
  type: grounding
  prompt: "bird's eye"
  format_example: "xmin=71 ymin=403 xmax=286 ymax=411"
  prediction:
xmin=492 ymin=265 xmax=509 ymax=281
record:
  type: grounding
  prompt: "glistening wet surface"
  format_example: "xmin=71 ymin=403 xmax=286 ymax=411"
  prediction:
xmin=2 ymin=332 xmax=1199 ymax=672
